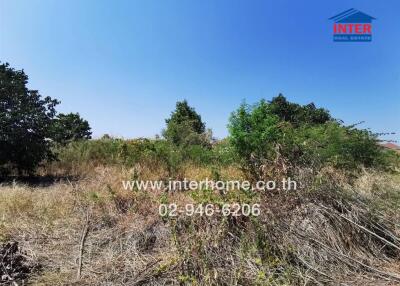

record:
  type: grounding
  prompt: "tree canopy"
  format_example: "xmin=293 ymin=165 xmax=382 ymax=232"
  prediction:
xmin=0 ymin=62 xmax=91 ymax=174
xmin=163 ymin=100 xmax=209 ymax=146
xmin=52 ymin=112 xmax=92 ymax=145
xmin=269 ymin=94 xmax=332 ymax=125
xmin=0 ymin=63 xmax=59 ymax=174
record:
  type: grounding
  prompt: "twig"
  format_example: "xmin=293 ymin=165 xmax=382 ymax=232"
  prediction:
xmin=310 ymin=237 xmax=400 ymax=281
xmin=320 ymin=206 xmax=400 ymax=251
xmin=337 ymin=213 xmax=400 ymax=251
xmin=297 ymin=256 xmax=333 ymax=281
xmin=77 ymin=209 xmax=90 ymax=280
xmin=132 ymin=258 xmax=162 ymax=285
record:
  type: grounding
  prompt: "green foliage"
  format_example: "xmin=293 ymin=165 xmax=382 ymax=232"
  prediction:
xmin=164 ymin=100 xmax=211 ymax=147
xmin=2 ymin=60 xmax=393 ymax=178
xmin=291 ymin=122 xmax=384 ymax=169
xmin=51 ymin=113 xmax=91 ymax=145
xmin=54 ymin=135 xmax=237 ymax=177
xmin=271 ymin=121 xmax=387 ymax=171
xmin=211 ymin=139 xmax=239 ymax=166
xmin=0 ymin=63 xmax=59 ymax=174
xmin=269 ymin=94 xmax=332 ymax=125
xmin=228 ymin=95 xmax=389 ymax=178
xmin=166 ymin=100 xmax=205 ymax=134
xmin=56 ymin=137 xmax=212 ymax=173
xmin=228 ymin=99 xmax=284 ymax=177
xmin=56 ymin=137 xmax=127 ymax=166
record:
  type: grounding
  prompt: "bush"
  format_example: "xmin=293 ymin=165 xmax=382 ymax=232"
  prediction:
xmin=211 ymin=139 xmax=239 ymax=166
xmin=228 ymin=99 xmax=283 ymax=178
xmin=228 ymin=95 xmax=390 ymax=179
xmin=290 ymin=122 xmax=384 ymax=170
xmin=53 ymin=137 xmax=216 ymax=176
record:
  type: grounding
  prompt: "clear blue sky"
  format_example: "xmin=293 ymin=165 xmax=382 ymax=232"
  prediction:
xmin=1 ymin=0 xmax=399 ymax=141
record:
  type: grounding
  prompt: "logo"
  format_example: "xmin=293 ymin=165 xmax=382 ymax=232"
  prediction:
xmin=329 ymin=9 xmax=375 ymax=42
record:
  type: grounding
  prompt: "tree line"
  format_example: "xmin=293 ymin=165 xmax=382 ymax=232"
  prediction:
xmin=1 ymin=62 xmax=397 ymax=176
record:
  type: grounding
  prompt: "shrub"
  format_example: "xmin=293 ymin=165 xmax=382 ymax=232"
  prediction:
xmin=291 ymin=122 xmax=384 ymax=170
xmin=211 ymin=139 xmax=239 ymax=166
xmin=228 ymin=99 xmax=284 ymax=178
xmin=228 ymin=95 xmax=390 ymax=179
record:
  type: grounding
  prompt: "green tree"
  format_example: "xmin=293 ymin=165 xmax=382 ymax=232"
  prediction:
xmin=269 ymin=94 xmax=332 ymax=126
xmin=228 ymin=95 xmax=385 ymax=179
xmin=0 ymin=63 xmax=59 ymax=174
xmin=163 ymin=100 xmax=209 ymax=146
xmin=52 ymin=112 xmax=92 ymax=145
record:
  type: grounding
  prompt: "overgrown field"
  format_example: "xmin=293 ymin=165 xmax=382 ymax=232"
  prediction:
xmin=1 ymin=137 xmax=400 ymax=285
xmin=1 ymin=72 xmax=400 ymax=285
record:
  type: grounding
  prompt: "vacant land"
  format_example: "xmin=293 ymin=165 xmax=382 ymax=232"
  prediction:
xmin=1 ymin=66 xmax=399 ymax=285
xmin=1 ymin=141 xmax=399 ymax=285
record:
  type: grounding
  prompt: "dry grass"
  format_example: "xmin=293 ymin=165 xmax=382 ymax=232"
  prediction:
xmin=1 ymin=165 xmax=399 ymax=285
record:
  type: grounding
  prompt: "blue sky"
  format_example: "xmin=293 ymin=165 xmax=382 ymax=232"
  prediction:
xmin=1 ymin=0 xmax=399 ymax=141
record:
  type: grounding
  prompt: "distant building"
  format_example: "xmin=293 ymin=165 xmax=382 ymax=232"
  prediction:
xmin=380 ymin=142 xmax=400 ymax=153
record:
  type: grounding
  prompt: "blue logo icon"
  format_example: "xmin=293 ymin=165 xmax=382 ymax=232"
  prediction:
xmin=329 ymin=9 xmax=376 ymax=42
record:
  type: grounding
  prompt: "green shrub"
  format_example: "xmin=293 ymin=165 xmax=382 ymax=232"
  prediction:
xmin=55 ymin=138 xmax=126 ymax=166
xmin=228 ymin=99 xmax=284 ymax=178
xmin=54 ymin=137 xmax=216 ymax=176
xmin=228 ymin=95 xmax=392 ymax=178
xmin=211 ymin=139 xmax=238 ymax=166
xmin=291 ymin=122 xmax=384 ymax=169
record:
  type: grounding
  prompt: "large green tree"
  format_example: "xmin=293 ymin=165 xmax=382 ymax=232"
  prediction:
xmin=52 ymin=112 xmax=92 ymax=145
xmin=0 ymin=63 xmax=59 ymax=174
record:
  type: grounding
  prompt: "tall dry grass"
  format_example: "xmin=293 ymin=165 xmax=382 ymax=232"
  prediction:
xmin=1 ymin=164 xmax=400 ymax=285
